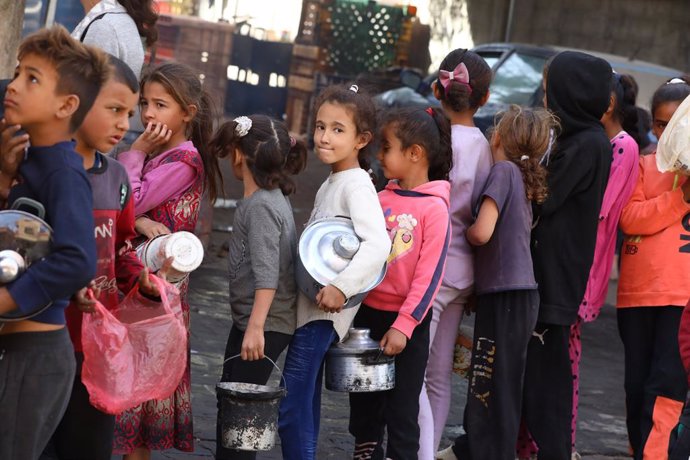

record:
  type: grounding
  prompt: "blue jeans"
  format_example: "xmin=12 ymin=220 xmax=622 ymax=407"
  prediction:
xmin=278 ymin=320 xmax=337 ymax=460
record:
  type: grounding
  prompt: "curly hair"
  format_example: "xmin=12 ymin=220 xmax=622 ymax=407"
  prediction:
xmin=493 ymin=105 xmax=557 ymax=204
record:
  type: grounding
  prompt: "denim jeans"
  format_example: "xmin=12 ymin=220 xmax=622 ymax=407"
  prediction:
xmin=278 ymin=320 xmax=337 ymax=460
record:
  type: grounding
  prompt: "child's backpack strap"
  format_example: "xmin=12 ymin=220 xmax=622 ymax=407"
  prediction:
xmin=79 ymin=12 xmax=127 ymax=42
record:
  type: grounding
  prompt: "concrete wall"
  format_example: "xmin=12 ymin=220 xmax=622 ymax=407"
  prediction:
xmin=464 ymin=0 xmax=690 ymax=73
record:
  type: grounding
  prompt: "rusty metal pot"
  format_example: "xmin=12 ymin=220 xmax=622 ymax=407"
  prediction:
xmin=325 ymin=328 xmax=395 ymax=392
xmin=296 ymin=217 xmax=386 ymax=309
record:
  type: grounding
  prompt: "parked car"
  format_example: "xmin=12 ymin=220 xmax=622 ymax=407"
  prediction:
xmin=375 ymin=42 xmax=683 ymax=133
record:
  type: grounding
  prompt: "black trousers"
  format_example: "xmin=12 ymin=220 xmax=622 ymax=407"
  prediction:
xmin=453 ymin=290 xmax=539 ymax=460
xmin=520 ymin=320 xmax=573 ymax=460
xmin=618 ymin=306 xmax=687 ymax=460
xmin=216 ymin=325 xmax=292 ymax=460
xmin=41 ymin=353 xmax=115 ymax=460
xmin=348 ymin=305 xmax=431 ymax=460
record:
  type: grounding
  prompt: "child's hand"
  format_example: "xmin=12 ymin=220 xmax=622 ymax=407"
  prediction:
xmin=138 ymin=257 xmax=174 ymax=297
xmin=135 ymin=216 xmax=171 ymax=239
xmin=131 ymin=122 xmax=173 ymax=156
xmin=380 ymin=328 xmax=407 ymax=356
xmin=0 ymin=119 xmax=29 ymax=179
xmin=73 ymin=281 xmax=101 ymax=313
xmin=316 ymin=285 xmax=346 ymax=313
xmin=241 ymin=325 xmax=265 ymax=361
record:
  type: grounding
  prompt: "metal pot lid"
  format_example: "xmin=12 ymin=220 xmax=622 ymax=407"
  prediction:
xmin=0 ymin=210 xmax=52 ymax=267
xmin=299 ymin=217 xmax=384 ymax=292
xmin=328 ymin=328 xmax=381 ymax=355
xmin=162 ymin=231 xmax=204 ymax=273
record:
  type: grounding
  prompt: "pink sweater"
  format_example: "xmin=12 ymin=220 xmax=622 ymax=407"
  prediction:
xmin=364 ymin=180 xmax=451 ymax=338
xmin=118 ymin=140 xmax=200 ymax=215
xmin=579 ymin=131 xmax=639 ymax=320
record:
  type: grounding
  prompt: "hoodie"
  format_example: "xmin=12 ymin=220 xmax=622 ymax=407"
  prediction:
xmin=363 ymin=180 xmax=451 ymax=339
xmin=531 ymin=51 xmax=613 ymax=325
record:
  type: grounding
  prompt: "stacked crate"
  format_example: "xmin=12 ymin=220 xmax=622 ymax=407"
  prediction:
xmin=151 ymin=14 xmax=234 ymax=115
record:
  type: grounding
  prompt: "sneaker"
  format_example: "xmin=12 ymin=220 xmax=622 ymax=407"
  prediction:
xmin=436 ymin=445 xmax=459 ymax=460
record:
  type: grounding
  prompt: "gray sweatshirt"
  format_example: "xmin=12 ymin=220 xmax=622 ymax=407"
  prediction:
xmin=228 ymin=188 xmax=298 ymax=335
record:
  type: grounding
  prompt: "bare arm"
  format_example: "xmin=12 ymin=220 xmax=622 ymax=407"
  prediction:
xmin=466 ymin=197 xmax=499 ymax=246
xmin=241 ymin=288 xmax=277 ymax=361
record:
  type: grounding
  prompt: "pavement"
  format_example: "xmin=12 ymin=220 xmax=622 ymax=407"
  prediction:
xmin=145 ymin=153 xmax=631 ymax=459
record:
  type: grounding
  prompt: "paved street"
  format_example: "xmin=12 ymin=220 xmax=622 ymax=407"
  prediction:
xmin=146 ymin=154 xmax=631 ymax=459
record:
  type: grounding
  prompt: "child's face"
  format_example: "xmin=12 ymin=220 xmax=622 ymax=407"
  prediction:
xmin=76 ymin=80 xmax=138 ymax=154
xmin=313 ymin=102 xmax=367 ymax=173
xmin=4 ymin=53 xmax=64 ymax=129
xmin=140 ymin=81 xmax=191 ymax=140
xmin=652 ymin=101 xmax=681 ymax=140
xmin=377 ymin=124 xmax=410 ymax=180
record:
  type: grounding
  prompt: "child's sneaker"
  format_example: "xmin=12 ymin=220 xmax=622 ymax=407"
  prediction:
xmin=436 ymin=445 xmax=459 ymax=460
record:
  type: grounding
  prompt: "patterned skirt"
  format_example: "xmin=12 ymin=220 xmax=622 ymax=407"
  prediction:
xmin=113 ymin=295 xmax=194 ymax=454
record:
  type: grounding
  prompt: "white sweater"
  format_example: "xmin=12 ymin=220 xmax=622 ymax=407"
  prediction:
xmin=296 ymin=168 xmax=390 ymax=341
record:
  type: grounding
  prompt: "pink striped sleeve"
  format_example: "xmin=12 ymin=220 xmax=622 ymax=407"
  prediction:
xmin=119 ymin=150 xmax=197 ymax=215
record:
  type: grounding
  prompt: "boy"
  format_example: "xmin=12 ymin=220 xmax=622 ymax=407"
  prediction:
xmin=0 ymin=26 xmax=109 ymax=459
xmin=45 ymin=55 xmax=168 ymax=460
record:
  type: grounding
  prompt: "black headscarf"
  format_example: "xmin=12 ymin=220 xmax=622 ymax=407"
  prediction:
xmin=546 ymin=51 xmax=612 ymax=138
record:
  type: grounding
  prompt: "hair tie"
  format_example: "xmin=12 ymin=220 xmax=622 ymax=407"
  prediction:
xmin=234 ymin=116 xmax=252 ymax=137
xmin=425 ymin=107 xmax=434 ymax=116
xmin=667 ymin=77 xmax=687 ymax=85
xmin=349 ymin=84 xmax=359 ymax=93
xmin=438 ymin=62 xmax=472 ymax=94
xmin=520 ymin=155 xmax=529 ymax=162
xmin=289 ymin=136 xmax=296 ymax=147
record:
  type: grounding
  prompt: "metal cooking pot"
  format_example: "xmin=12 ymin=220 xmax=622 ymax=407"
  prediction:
xmin=325 ymin=328 xmax=395 ymax=392
xmin=296 ymin=217 xmax=386 ymax=309
xmin=0 ymin=198 xmax=53 ymax=321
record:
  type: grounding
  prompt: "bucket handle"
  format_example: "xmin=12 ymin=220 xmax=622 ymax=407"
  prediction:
xmin=223 ymin=354 xmax=287 ymax=392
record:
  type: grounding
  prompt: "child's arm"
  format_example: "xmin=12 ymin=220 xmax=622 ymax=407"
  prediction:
xmin=619 ymin=160 xmax=690 ymax=236
xmin=242 ymin=288 xmax=276 ymax=361
xmin=599 ymin=137 xmax=639 ymax=221
xmin=0 ymin=121 xmax=28 ymax=206
xmin=466 ymin=197 xmax=499 ymax=246
xmin=384 ymin=202 xmax=451 ymax=355
xmin=119 ymin=149 xmax=197 ymax=215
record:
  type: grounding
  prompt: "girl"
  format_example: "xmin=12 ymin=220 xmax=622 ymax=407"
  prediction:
xmin=115 ymin=62 xmax=223 ymax=459
xmin=438 ymin=105 xmax=555 ymax=460
xmin=277 ymin=84 xmax=390 ymax=459
xmin=209 ymin=115 xmax=306 ymax=460
xmin=348 ymin=106 xmax=452 ymax=460
xmin=616 ymin=76 xmax=690 ymax=460
xmin=418 ymin=48 xmax=493 ymax=458
xmin=567 ymin=72 xmax=640 ymax=456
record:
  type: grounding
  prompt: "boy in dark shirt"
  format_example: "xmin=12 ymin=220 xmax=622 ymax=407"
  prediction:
xmin=0 ymin=25 xmax=109 ymax=458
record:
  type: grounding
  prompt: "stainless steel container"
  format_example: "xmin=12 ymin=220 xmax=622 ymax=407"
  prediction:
xmin=136 ymin=231 xmax=204 ymax=283
xmin=325 ymin=328 xmax=395 ymax=392
xmin=296 ymin=217 xmax=386 ymax=309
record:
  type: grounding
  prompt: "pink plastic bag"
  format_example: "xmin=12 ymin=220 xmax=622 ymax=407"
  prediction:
xmin=81 ymin=275 xmax=187 ymax=414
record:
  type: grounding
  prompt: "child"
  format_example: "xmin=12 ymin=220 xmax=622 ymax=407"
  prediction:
xmin=114 ymin=62 xmax=223 ymax=458
xmin=616 ymin=77 xmax=690 ymax=460
xmin=566 ymin=72 xmax=640 ymax=456
xmin=348 ymin=106 xmax=452 ymax=459
xmin=278 ymin=84 xmax=390 ymax=459
xmin=418 ymin=48 xmax=493 ymax=458
xmin=0 ymin=26 xmax=107 ymax=459
xmin=42 ymin=54 xmax=168 ymax=460
xmin=438 ymin=105 xmax=555 ymax=460
xmin=209 ymin=114 xmax=307 ymax=460
xmin=522 ymin=50 xmax=612 ymax=459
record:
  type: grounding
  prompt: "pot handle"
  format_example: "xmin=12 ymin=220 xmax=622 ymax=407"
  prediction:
xmin=11 ymin=197 xmax=46 ymax=220
xmin=364 ymin=347 xmax=394 ymax=365
xmin=222 ymin=354 xmax=287 ymax=392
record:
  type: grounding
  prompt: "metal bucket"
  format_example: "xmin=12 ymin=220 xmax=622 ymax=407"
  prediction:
xmin=216 ymin=355 xmax=286 ymax=451
xmin=136 ymin=231 xmax=204 ymax=283
xmin=325 ymin=328 xmax=395 ymax=392
xmin=296 ymin=217 xmax=386 ymax=309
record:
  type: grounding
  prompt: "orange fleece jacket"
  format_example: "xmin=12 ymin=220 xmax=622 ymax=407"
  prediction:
xmin=617 ymin=154 xmax=690 ymax=308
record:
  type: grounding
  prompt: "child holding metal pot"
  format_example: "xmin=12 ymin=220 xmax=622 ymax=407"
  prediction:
xmin=347 ymin=106 xmax=452 ymax=460
xmin=208 ymin=114 xmax=307 ymax=459
xmin=277 ymin=84 xmax=390 ymax=459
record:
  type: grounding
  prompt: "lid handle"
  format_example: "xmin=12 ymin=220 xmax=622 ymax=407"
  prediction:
xmin=333 ymin=234 xmax=359 ymax=259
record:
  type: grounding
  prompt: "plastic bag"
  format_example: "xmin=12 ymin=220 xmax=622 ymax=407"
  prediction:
xmin=657 ymin=94 xmax=690 ymax=174
xmin=81 ymin=275 xmax=187 ymax=414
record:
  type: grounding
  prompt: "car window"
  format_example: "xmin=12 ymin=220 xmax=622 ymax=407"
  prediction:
xmin=478 ymin=53 xmax=502 ymax=70
xmin=489 ymin=52 xmax=547 ymax=106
